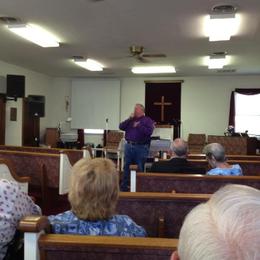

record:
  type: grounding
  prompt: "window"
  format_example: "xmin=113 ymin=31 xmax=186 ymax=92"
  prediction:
xmin=235 ymin=93 xmax=260 ymax=135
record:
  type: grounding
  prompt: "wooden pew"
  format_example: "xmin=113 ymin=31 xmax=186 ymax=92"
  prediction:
xmin=0 ymin=150 xmax=63 ymax=189
xmin=134 ymin=172 xmax=260 ymax=193
xmin=0 ymin=145 xmax=92 ymax=165
xmin=34 ymin=192 xmax=209 ymax=235
xmin=188 ymin=153 xmax=260 ymax=161
xmin=0 ymin=150 xmax=73 ymax=213
xmin=187 ymin=159 xmax=260 ymax=176
xmin=150 ymin=157 xmax=260 ymax=176
xmin=19 ymin=216 xmax=178 ymax=260
xmin=117 ymin=192 xmax=210 ymax=238
xmin=0 ymin=158 xmax=30 ymax=193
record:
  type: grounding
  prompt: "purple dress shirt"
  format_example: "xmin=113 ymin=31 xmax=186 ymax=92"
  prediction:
xmin=119 ymin=116 xmax=154 ymax=143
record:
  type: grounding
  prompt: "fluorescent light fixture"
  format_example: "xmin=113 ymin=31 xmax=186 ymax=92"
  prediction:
xmin=207 ymin=55 xmax=227 ymax=69
xmin=131 ymin=66 xmax=176 ymax=74
xmin=7 ymin=23 xmax=60 ymax=47
xmin=74 ymin=58 xmax=104 ymax=71
xmin=205 ymin=13 xmax=240 ymax=41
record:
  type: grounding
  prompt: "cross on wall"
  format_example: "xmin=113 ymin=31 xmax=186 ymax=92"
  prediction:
xmin=153 ymin=96 xmax=172 ymax=122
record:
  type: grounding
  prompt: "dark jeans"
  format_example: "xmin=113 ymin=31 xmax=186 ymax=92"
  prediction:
xmin=120 ymin=143 xmax=149 ymax=191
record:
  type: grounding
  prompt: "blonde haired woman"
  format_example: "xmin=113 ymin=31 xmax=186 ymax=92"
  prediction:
xmin=49 ymin=158 xmax=146 ymax=237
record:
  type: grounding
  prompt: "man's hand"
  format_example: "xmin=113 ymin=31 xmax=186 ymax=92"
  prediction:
xmin=129 ymin=113 xmax=134 ymax=119
xmin=133 ymin=121 xmax=140 ymax=127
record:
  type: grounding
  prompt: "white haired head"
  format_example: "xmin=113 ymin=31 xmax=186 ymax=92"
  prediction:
xmin=172 ymin=184 xmax=260 ymax=260
xmin=170 ymin=138 xmax=188 ymax=158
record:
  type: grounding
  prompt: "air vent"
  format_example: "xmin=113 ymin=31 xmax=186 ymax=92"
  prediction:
xmin=212 ymin=51 xmax=227 ymax=56
xmin=212 ymin=5 xmax=237 ymax=14
xmin=217 ymin=69 xmax=236 ymax=73
xmin=72 ymin=55 xmax=84 ymax=60
xmin=98 ymin=69 xmax=115 ymax=75
xmin=0 ymin=16 xmax=21 ymax=24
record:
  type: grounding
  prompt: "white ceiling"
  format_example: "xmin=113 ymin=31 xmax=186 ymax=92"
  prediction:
xmin=0 ymin=0 xmax=260 ymax=77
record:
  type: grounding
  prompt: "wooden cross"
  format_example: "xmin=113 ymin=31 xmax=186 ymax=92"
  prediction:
xmin=153 ymin=96 xmax=172 ymax=122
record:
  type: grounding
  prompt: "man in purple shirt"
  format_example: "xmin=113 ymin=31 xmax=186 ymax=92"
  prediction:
xmin=119 ymin=104 xmax=154 ymax=191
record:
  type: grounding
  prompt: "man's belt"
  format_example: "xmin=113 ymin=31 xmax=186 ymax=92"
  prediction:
xmin=127 ymin=141 xmax=148 ymax=145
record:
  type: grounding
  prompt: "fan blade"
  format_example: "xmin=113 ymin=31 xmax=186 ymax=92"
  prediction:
xmin=142 ymin=53 xmax=166 ymax=58
xmin=137 ymin=56 xmax=149 ymax=63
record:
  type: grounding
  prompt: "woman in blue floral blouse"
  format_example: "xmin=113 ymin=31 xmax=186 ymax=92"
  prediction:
xmin=203 ymin=143 xmax=243 ymax=176
xmin=48 ymin=158 xmax=146 ymax=237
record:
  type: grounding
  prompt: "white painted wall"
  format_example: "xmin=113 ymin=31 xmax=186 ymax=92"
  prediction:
xmin=1 ymin=57 xmax=260 ymax=146
xmin=120 ymin=75 xmax=260 ymax=139
xmin=0 ymin=60 xmax=52 ymax=144
xmin=47 ymin=77 xmax=72 ymax=132
xmin=49 ymin=75 xmax=260 ymax=145
xmin=5 ymin=99 xmax=23 ymax=145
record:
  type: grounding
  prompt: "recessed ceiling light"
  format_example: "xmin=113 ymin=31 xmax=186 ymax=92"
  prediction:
xmin=207 ymin=55 xmax=227 ymax=69
xmin=204 ymin=5 xmax=240 ymax=42
xmin=73 ymin=58 xmax=104 ymax=71
xmin=131 ymin=66 xmax=176 ymax=74
xmin=7 ymin=23 xmax=60 ymax=47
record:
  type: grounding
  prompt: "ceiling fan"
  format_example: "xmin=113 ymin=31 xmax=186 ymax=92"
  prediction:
xmin=129 ymin=45 xmax=166 ymax=63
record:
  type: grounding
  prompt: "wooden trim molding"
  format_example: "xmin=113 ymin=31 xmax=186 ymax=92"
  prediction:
xmin=145 ymin=80 xmax=184 ymax=84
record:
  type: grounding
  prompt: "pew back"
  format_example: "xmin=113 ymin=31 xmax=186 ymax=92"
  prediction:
xmin=136 ymin=173 xmax=260 ymax=193
xmin=188 ymin=153 xmax=260 ymax=161
xmin=0 ymin=145 xmax=87 ymax=165
xmin=0 ymin=150 xmax=60 ymax=188
xmin=186 ymin=159 xmax=260 ymax=176
xmin=19 ymin=216 xmax=177 ymax=260
xmin=39 ymin=235 xmax=177 ymax=260
xmin=117 ymin=192 xmax=210 ymax=238
xmin=0 ymin=158 xmax=30 ymax=193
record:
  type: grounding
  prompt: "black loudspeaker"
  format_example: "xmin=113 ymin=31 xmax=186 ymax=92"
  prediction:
xmin=28 ymin=95 xmax=45 ymax=117
xmin=6 ymin=74 xmax=25 ymax=98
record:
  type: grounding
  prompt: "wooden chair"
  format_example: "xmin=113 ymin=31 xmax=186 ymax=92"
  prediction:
xmin=18 ymin=216 xmax=178 ymax=260
xmin=93 ymin=131 xmax=125 ymax=171
xmin=187 ymin=134 xmax=206 ymax=154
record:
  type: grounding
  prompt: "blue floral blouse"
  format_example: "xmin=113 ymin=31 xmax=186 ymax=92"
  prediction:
xmin=206 ymin=164 xmax=243 ymax=176
xmin=48 ymin=210 xmax=147 ymax=237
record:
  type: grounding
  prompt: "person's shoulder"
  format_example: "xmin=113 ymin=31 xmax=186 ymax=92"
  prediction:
xmin=0 ymin=179 xmax=19 ymax=194
xmin=112 ymin=214 xmax=134 ymax=223
xmin=232 ymin=164 xmax=242 ymax=170
xmin=0 ymin=179 xmax=17 ymax=188
xmin=206 ymin=168 xmax=222 ymax=175
xmin=113 ymin=215 xmax=147 ymax=237
xmin=231 ymin=164 xmax=243 ymax=175
xmin=48 ymin=210 xmax=75 ymax=223
xmin=151 ymin=160 xmax=169 ymax=171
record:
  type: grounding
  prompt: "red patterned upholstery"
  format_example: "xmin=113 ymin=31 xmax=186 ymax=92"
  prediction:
xmin=117 ymin=193 xmax=209 ymax=238
xmin=0 ymin=150 xmax=60 ymax=188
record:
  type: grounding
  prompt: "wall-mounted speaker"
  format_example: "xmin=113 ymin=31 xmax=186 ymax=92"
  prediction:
xmin=7 ymin=74 xmax=25 ymax=98
xmin=28 ymin=95 xmax=45 ymax=117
